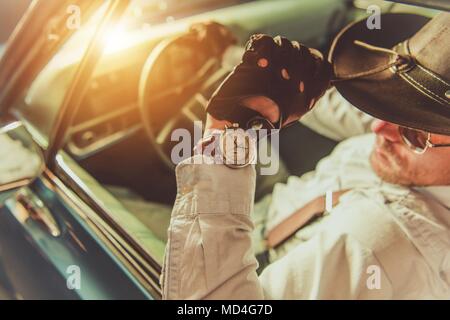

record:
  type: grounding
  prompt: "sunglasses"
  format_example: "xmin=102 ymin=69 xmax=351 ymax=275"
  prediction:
xmin=398 ymin=126 xmax=450 ymax=154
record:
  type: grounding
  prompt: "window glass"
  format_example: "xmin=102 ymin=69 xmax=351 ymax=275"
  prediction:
xmin=12 ymin=3 xmax=109 ymax=147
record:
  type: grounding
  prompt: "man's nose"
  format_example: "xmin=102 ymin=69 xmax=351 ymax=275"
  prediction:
xmin=371 ymin=120 xmax=401 ymax=143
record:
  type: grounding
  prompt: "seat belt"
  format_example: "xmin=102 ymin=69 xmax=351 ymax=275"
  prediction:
xmin=265 ymin=190 xmax=349 ymax=249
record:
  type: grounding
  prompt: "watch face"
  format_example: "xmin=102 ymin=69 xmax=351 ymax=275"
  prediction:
xmin=220 ymin=128 xmax=256 ymax=168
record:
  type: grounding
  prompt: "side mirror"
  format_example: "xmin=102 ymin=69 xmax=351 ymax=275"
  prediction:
xmin=0 ymin=121 xmax=45 ymax=193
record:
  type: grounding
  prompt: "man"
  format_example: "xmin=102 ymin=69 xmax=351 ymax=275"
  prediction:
xmin=161 ymin=12 xmax=450 ymax=299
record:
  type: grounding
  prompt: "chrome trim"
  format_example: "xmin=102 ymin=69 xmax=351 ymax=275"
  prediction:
xmin=0 ymin=178 xmax=30 ymax=193
xmin=0 ymin=121 xmax=21 ymax=134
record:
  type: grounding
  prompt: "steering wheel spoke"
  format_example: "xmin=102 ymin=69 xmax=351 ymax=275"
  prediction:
xmin=194 ymin=93 xmax=209 ymax=109
xmin=156 ymin=116 xmax=179 ymax=145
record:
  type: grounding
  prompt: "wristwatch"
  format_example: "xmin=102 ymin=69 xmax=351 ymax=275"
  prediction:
xmin=220 ymin=123 xmax=257 ymax=169
xmin=194 ymin=123 xmax=257 ymax=169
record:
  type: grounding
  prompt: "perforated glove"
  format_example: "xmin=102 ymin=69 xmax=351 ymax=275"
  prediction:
xmin=206 ymin=34 xmax=332 ymax=128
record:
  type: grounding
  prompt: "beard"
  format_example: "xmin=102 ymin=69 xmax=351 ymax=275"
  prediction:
xmin=369 ymin=137 xmax=415 ymax=186
xmin=369 ymin=136 xmax=450 ymax=186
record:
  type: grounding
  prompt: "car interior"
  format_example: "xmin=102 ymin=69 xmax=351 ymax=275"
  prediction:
xmin=12 ymin=0 xmax=439 ymax=264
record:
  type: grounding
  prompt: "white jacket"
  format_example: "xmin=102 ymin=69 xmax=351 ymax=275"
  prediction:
xmin=161 ymin=89 xmax=450 ymax=299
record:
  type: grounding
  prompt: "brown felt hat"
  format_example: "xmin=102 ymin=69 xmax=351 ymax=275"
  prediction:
xmin=329 ymin=13 xmax=450 ymax=135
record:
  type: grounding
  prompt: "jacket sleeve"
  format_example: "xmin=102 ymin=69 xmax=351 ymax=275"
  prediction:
xmin=161 ymin=155 xmax=264 ymax=299
xmin=161 ymin=155 xmax=394 ymax=300
xmin=300 ymin=88 xmax=374 ymax=141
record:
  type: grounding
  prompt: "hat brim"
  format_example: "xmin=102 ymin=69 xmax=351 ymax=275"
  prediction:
xmin=329 ymin=13 xmax=450 ymax=135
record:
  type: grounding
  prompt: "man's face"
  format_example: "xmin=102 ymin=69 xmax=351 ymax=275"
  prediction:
xmin=370 ymin=120 xmax=450 ymax=186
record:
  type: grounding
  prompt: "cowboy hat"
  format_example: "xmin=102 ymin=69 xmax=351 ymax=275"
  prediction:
xmin=329 ymin=13 xmax=450 ymax=135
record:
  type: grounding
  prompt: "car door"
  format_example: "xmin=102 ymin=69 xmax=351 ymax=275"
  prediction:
xmin=0 ymin=0 xmax=158 ymax=300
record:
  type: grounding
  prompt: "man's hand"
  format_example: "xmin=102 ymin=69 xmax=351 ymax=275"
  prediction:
xmin=206 ymin=34 xmax=332 ymax=131
xmin=186 ymin=21 xmax=237 ymax=57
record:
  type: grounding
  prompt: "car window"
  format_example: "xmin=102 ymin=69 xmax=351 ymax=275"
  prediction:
xmin=11 ymin=3 xmax=109 ymax=148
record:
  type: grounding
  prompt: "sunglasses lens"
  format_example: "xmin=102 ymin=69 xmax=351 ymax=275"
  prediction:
xmin=399 ymin=127 xmax=428 ymax=152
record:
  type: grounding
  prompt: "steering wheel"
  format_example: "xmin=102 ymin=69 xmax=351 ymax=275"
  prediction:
xmin=138 ymin=33 xmax=236 ymax=170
